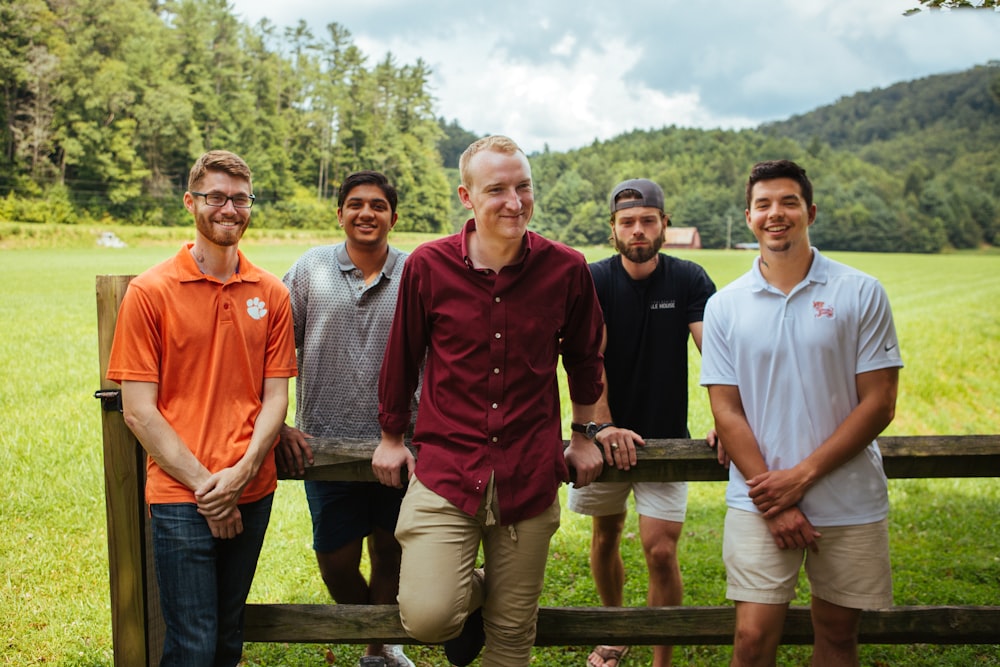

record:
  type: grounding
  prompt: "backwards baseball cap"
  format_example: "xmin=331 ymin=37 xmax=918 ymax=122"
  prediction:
xmin=609 ymin=178 xmax=665 ymax=214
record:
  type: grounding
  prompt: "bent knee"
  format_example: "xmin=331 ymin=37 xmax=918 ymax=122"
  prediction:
xmin=399 ymin=599 xmax=464 ymax=643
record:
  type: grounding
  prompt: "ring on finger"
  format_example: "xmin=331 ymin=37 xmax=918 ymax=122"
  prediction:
xmin=610 ymin=442 xmax=619 ymax=451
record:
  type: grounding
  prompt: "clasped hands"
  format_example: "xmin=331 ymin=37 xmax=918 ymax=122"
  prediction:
xmin=747 ymin=467 xmax=821 ymax=552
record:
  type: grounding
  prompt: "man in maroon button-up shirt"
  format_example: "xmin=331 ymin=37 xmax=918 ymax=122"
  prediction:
xmin=373 ymin=135 xmax=607 ymax=666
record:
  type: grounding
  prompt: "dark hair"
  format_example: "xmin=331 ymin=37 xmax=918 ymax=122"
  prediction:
xmin=745 ymin=160 xmax=813 ymax=209
xmin=337 ymin=170 xmax=398 ymax=215
xmin=188 ymin=150 xmax=252 ymax=192
xmin=614 ymin=188 xmax=643 ymax=205
xmin=610 ymin=189 xmax=671 ymax=226
xmin=610 ymin=188 xmax=643 ymax=222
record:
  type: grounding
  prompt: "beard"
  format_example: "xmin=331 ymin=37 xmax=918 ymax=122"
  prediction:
xmin=763 ymin=238 xmax=793 ymax=254
xmin=614 ymin=230 xmax=664 ymax=264
xmin=195 ymin=215 xmax=249 ymax=247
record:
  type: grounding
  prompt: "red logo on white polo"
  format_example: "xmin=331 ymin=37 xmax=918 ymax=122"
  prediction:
xmin=812 ymin=301 xmax=834 ymax=318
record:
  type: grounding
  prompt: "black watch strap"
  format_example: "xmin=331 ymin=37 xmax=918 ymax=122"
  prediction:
xmin=590 ymin=422 xmax=615 ymax=438
xmin=571 ymin=421 xmax=615 ymax=439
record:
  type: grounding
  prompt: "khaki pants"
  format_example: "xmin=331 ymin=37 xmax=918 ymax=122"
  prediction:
xmin=395 ymin=475 xmax=560 ymax=667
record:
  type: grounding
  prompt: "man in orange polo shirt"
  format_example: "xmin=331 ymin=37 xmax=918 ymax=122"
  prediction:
xmin=106 ymin=150 xmax=297 ymax=667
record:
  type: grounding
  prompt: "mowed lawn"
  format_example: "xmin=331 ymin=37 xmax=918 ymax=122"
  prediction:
xmin=1 ymin=236 xmax=998 ymax=666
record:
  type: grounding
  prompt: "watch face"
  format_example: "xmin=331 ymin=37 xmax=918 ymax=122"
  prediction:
xmin=585 ymin=423 xmax=599 ymax=439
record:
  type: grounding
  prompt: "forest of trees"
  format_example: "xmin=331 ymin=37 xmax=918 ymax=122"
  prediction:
xmin=525 ymin=64 xmax=1000 ymax=253
xmin=0 ymin=0 xmax=451 ymax=232
xmin=1 ymin=0 xmax=998 ymax=252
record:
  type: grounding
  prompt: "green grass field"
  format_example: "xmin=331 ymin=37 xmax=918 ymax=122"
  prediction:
xmin=1 ymin=229 xmax=998 ymax=666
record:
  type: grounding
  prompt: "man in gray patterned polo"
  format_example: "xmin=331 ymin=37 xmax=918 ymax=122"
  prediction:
xmin=277 ymin=171 xmax=415 ymax=667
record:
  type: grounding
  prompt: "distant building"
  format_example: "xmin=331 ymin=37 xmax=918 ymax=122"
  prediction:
xmin=665 ymin=226 xmax=702 ymax=250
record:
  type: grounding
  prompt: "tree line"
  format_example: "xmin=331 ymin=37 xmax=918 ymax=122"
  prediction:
xmin=1 ymin=0 xmax=450 ymax=232
xmin=2 ymin=0 xmax=997 ymax=252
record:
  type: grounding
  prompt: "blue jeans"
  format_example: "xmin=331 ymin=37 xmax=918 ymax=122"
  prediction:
xmin=150 ymin=494 xmax=273 ymax=667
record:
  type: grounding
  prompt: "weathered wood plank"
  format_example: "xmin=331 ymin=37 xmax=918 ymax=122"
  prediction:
xmin=244 ymin=603 xmax=1000 ymax=645
xmin=97 ymin=274 xmax=162 ymax=667
xmin=279 ymin=435 xmax=1000 ymax=482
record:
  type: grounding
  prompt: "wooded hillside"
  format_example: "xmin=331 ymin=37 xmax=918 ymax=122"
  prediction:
xmin=1 ymin=0 xmax=996 ymax=251
xmin=527 ymin=63 xmax=1000 ymax=252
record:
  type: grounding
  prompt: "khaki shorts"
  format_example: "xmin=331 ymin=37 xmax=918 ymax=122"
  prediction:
xmin=723 ymin=509 xmax=893 ymax=610
xmin=567 ymin=481 xmax=687 ymax=522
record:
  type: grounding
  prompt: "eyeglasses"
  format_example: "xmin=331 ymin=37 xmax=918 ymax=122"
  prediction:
xmin=190 ymin=191 xmax=256 ymax=209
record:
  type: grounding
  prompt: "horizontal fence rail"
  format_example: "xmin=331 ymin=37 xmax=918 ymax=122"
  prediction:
xmin=278 ymin=435 xmax=1000 ymax=483
xmin=254 ymin=433 xmax=1000 ymax=648
xmin=244 ymin=603 xmax=1000 ymax=646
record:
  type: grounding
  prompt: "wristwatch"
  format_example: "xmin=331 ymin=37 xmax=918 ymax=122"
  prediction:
xmin=571 ymin=421 xmax=615 ymax=439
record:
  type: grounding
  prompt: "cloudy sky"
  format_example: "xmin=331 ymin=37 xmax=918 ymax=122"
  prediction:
xmin=229 ymin=0 xmax=998 ymax=153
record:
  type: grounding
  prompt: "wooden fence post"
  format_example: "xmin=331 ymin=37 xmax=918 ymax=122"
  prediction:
xmin=96 ymin=275 xmax=163 ymax=667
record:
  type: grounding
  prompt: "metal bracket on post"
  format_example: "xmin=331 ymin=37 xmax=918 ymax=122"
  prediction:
xmin=94 ymin=389 xmax=123 ymax=413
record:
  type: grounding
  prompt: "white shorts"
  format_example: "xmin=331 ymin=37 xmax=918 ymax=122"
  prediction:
xmin=723 ymin=509 xmax=893 ymax=609
xmin=567 ymin=481 xmax=688 ymax=523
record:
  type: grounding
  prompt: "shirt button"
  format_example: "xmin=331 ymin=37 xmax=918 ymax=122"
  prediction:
xmin=494 ymin=332 xmax=501 ymax=339
xmin=494 ymin=296 xmax=501 ymax=303
xmin=493 ymin=368 xmax=500 ymax=374
xmin=491 ymin=436 xmax=498 ymax=443
xmin=491 ymin=402 xmax=498 ymax=409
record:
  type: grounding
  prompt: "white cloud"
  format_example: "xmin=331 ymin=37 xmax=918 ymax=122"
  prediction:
xmin=230 ymin=0 xmax=1000 ymax=152
xmin=550 ymin=34 xmax=576 ymax=58
xmin=353 ymin=31 xmax=757 ymax=153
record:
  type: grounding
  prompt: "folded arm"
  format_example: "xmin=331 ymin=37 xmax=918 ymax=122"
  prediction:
xmin=746 ymin=367 xmax=898 ymax=518
xmin=195 ymin=376 xmax=289 ymax=520
xmin=708 ymin=383 xmax=820 ymax=551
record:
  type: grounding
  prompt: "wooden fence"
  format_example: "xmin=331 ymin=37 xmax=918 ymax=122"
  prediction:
xmin=95 ymin=274 xmax=1000 ymax=666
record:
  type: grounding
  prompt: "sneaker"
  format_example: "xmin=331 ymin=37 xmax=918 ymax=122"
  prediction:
xmin=443 ymin=606 xmax=484 ymax=667
xmin=382 ymin=644 xmax=415 ymax=667
xmin=358 ymin=656 xmax=386 ymax=667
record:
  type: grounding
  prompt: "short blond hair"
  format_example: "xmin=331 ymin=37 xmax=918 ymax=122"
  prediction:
xmin=459 ymin=135 xmax=524 ymax=187
xmin=188 ymin=150 xmax=252 ymax=192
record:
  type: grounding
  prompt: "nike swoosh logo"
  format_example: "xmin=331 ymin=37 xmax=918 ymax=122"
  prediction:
xmin=884 ymin=343 xmax=897 ymax=352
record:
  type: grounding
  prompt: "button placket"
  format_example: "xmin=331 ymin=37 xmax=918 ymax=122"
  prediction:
xmin=486 ymin=289 xmax=505 ymax=444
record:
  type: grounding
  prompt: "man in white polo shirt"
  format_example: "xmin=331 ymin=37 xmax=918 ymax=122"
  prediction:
xmin=701 ymin=159 xmax=903 ymax=667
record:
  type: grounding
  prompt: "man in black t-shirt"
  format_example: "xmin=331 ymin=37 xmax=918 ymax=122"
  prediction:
xmin=568 ymin=178 xmax=716 ymax=667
